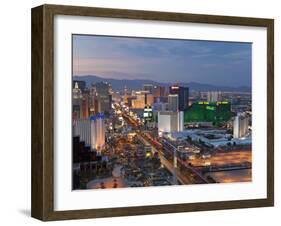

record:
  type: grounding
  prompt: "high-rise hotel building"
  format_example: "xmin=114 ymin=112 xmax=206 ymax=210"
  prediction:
xmin=73 ymin=114 xmax=106 ymax=151
xmin=93 ymin=82 xmax=112 ymax=113
xmin=169 ymin=85 xmax=189 ymax=111
xmin=143 ymin=84 xmax=154 ymax=94
xmin=131 ymin=91 xmax=153 ymax=109
xmin=233 ymin=113 xmax=249 ymax=138
xmin=207 ymin=91 xmax=222 ymax=102
xmin=168 ymin=94 xmax=179 ymax=112
xmin=72 ymin=82 xmax=83 ymax=120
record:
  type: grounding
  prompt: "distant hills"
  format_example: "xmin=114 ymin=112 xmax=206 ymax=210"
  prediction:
xmin=73 ymin=75 xmax=251 ymax=92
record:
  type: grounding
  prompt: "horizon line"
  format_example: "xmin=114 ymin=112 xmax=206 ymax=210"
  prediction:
xmin=73 ymin=74 xmax=252 ymax=88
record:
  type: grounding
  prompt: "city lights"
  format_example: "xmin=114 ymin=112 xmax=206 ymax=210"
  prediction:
xmin=72 ymin=35 xmax=252 ymax=190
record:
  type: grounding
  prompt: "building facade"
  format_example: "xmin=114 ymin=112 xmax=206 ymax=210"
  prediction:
xmin=131 ymin=91 xmax=154 ymax=109
xmin=143 ymin=84 xmax=154 ymax=94
xmin=152 ymin=85 xmax=165 ymax=99
xmin=168 ymin=94 xmax=179 ymax=112
xmin=93 ymin=82 xmax=112 ymax=113
xmin=233 ymin=113 xmax=249 ymax=138
xmin=207 ymin=91 xmax=222 ymax=102
xmin=73 ymin=114 xmax=106 ymax=151
xmin=185 ymin=101 xmax=232 ymax=125
xmin=169 ymin=85 xmax=189 ymax=111
xmin=158 ymin=111 xmax=184 ymax=134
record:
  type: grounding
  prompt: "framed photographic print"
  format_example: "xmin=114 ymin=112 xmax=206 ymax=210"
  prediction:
xmin=31 ymin=4 xmax=274 ymax=221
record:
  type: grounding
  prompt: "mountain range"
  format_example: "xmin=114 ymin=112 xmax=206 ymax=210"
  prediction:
xmin=73 ymin=75 xmax=251 ymax=92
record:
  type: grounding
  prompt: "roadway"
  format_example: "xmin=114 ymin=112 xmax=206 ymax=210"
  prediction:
xmin=120 ymin=107 xmax=203 ymax=185
xmin=137 ymin=133 xmax=191 ymax=185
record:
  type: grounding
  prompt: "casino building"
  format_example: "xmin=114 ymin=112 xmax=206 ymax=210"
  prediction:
xmin=184 ymin=101 xmax=233 ymax=126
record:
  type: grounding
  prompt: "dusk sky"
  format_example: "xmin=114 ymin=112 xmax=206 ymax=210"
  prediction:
xmin=73 ymin=35 xmax=252 ymax=87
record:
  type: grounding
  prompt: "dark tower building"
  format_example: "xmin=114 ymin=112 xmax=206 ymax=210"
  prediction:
xmin=169 ymin=85 xmax=189 ymax=111
xmin=143 ymin=84 xmax=154 ymax=94
xmin=92 ymin=82 xmax=112 ymax=114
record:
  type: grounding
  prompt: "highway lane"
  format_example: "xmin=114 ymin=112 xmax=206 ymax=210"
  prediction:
xmin=137 ymin=133 xmax=192 ymax=185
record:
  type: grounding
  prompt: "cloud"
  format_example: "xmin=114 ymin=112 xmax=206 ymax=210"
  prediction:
xmin=72 ymin=35 xmax=252 ymax=87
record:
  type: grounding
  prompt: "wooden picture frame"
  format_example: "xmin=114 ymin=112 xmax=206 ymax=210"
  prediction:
xmin=31 ymin=4 xmax=274 ymax=221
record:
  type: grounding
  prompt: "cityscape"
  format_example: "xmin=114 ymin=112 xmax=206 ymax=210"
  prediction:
xmin=72 ymin=35 xmax=252 ymax=190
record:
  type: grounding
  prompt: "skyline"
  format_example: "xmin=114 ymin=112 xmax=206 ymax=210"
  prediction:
xmin=73 ymin=35 xmax=252 ymax=87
